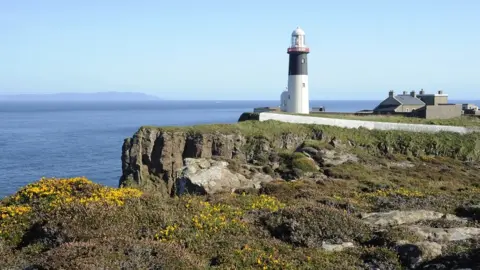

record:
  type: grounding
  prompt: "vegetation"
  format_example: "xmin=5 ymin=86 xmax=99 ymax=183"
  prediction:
xmin=2 ymin=147 xmax=480 ymax=269
xmin=282 ymin=112 xmax=480 ymax=127
xmin=139 ymin=119 xmax=480 ymax=163
xmin=3 ymin=120 xmax=480 ymax=268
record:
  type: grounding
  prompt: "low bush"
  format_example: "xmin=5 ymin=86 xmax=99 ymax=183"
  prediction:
xmin=260 ymin=205 xmax=373 ymax=247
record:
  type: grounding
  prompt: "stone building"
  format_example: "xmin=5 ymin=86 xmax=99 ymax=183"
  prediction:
xmin=373 ymin=89 xmax=462 ymax=119
xmin=373 ymin=90 xmax=425 ymax=113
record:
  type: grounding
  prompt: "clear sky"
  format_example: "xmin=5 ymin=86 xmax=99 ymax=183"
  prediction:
xmin=1 ymin=0 xmax=479 ymax=100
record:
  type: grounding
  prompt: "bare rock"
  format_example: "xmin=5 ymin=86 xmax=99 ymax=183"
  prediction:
xmin=298 ymin=146 xmax=319 ymax=157
xmin=329 ymin=137 xmax=344 ymax=148
xmin=120 ymin=127 xmax=312 ymax=196
xmin=415 ymin=241 xmax=443 ymax=259
xmin=319 ymin=149 xmax=358 ymax=166
xmin=175 ymin=158 xmax=273 ymax=195
xmin=408 ymin=226 xmax=480 ymax=242
xmin=361 ymin=210 xmax=467 ymax=227
xmin=321 ymin=241 xmax=355 ymax=252
xmin=388 ymin=161 xmax=415 ymax=168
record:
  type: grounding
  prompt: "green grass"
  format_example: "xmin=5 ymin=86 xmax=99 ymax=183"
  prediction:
xmin=279 ymin=112 xmax=480 ymax=127
xmin=138 ymin=119 xmax=480 ymax=162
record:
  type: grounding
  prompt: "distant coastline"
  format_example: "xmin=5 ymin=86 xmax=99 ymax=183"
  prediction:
xmin=0 ymin=91 xmax=161 ymax=102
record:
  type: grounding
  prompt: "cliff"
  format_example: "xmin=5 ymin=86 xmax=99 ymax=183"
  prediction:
xmin=120 ymin=119 xmax=480 ymax=196
xmin=119 ymin=121 xmax=318 ymax=195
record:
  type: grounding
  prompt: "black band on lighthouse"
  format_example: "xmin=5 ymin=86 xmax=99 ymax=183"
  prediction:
xmin=288 ymin=52 xmax=308 ymax=75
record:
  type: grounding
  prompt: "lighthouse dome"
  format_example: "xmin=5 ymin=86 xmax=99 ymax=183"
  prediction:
xmin=292 ymin=27 xmax=305 ymax=36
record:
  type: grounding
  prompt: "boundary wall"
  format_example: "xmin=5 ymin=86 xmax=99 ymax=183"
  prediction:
xmin=258 ymin=112 xmax=477 ymax=134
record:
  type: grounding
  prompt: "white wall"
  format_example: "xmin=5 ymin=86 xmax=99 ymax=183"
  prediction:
xmin=258 ymin=112 xmax=477 ymax=134
xmin=287 ymin=75 xmax=309 ymax=114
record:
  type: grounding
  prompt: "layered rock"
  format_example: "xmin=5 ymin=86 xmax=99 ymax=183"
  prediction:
xmin=119 ymin=126 xmax=320 ymax=196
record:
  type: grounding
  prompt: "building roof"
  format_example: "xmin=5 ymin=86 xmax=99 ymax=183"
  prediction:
xmin=374 ymin=105 xmax=400 ymax=112
xmin=394 ymin=95 xmax=425 ymax=105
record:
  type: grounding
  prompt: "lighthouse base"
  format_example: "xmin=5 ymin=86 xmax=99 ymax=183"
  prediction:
xmin=286 ymin=75 xmax=309 ymax=114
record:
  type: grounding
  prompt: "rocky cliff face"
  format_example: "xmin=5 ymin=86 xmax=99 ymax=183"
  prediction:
xmin=120 ymin=120 xmax=480 ymax=197
xmin=120 ymin=126 xmax=322 ymax=196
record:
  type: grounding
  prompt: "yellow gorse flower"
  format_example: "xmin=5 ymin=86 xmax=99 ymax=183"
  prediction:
xmin=0 ymin=205 xmax=31 ymax=220
xmin=155 ymin=224 xmax=179 ymax=242
xmin=1 ymin=177 xmax=142 ymax=238
xmin=234 ymin=246 xmax=290 ymax=269
xmin=10 ymin=177 xmax=142 ymax=208
xmin=248 ymin=195 xmax=286 ymax=212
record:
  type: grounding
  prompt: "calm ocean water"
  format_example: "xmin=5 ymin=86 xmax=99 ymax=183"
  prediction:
xmin=0 ymin=99 xmax=475 ymax=198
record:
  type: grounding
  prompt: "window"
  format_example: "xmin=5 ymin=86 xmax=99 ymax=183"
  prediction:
xmin=288 ymin=95 xmax=290 ymax=99
xmin=301 ymin=58 xmax=305 ymax=64
xmin=302 ymin=83 xmax=305 ymax=87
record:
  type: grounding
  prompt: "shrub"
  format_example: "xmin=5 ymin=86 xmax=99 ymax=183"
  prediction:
xmin=31 ymin=239 xmax=206 ymax=269
xmin=6 ymin=177 xmax=142 ymax=209
xmin=261 ymin=205 xmax=372 ymax=247
xmin=368 ymin=227 xmax=422 ymax=247
xmin=291 ymin=156 xmax=318 ymax=172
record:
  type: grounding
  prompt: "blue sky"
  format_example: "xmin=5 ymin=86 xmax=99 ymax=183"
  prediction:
xmin=1 ymin=0 xmax=479 ymax=100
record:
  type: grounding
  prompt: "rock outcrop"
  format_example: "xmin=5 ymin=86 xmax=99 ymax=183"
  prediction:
xmin=120 ymin=121 xmax=480 ymax=198
xmin=119 ymin=126 xmax=321 ymax=196
xmin=361 ymin=210 xmax=467 ymax=227
xmin=175 ymin=158 xmax=273 ymax=195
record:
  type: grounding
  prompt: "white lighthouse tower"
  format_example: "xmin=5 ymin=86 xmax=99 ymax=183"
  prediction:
xmin=280 ymin=27 xmax=310 ymax=114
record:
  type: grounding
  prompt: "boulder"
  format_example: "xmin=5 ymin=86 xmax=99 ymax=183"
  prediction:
xmin=175 ymin=158 xmax=273 ymax=195
xmin=318 ymin=149 xmax=358 ymax=166
xmin=361 ymin=210 xmax=467 ymax=227
xmin=408 ymin=226 xmax=480 ymax=242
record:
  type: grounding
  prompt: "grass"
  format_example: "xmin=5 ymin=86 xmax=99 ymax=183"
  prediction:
xmin=280 ymin=112 xmax=480 ymax=127
xmin=135 ymin=119 xmax=480 ymax=163
xmin=3 ymin=150 xmax=480 ymax=269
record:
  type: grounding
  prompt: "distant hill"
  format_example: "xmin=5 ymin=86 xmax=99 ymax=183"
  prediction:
xmin=0 ymin=92 xmax=161 ymax=101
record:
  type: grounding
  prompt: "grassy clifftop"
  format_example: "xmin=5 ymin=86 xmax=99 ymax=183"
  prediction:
xmin=139 ymin=119 xmax=480 ymax=161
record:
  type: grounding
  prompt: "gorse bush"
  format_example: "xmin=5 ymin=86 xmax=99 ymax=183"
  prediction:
xmin=0 ymin=205 xmax=31 ymax=220
xmin=7 ymin=177 xmax=142 ymax=208
xmin=154 ymin=194 xmax=286 ymax=243
xmin=0 ymin=177 xmax=143 ymax=246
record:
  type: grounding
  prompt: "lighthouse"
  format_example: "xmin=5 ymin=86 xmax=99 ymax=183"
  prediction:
xmin=280 ymin=27 xmax=310 ymax=114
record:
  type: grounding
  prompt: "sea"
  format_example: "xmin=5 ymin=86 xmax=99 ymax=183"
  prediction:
xmin=0 ymin=99 xmax=476 ymax=198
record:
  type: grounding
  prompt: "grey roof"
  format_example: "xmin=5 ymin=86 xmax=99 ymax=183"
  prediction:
xmin=374 ymin=105 xmax=399 ymax=112
xmin=393 ymin=95 xmax=425 ymax=105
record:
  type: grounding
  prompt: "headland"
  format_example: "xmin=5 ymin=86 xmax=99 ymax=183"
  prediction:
xmin=2 ymin=119 xmax=480 ymax=269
